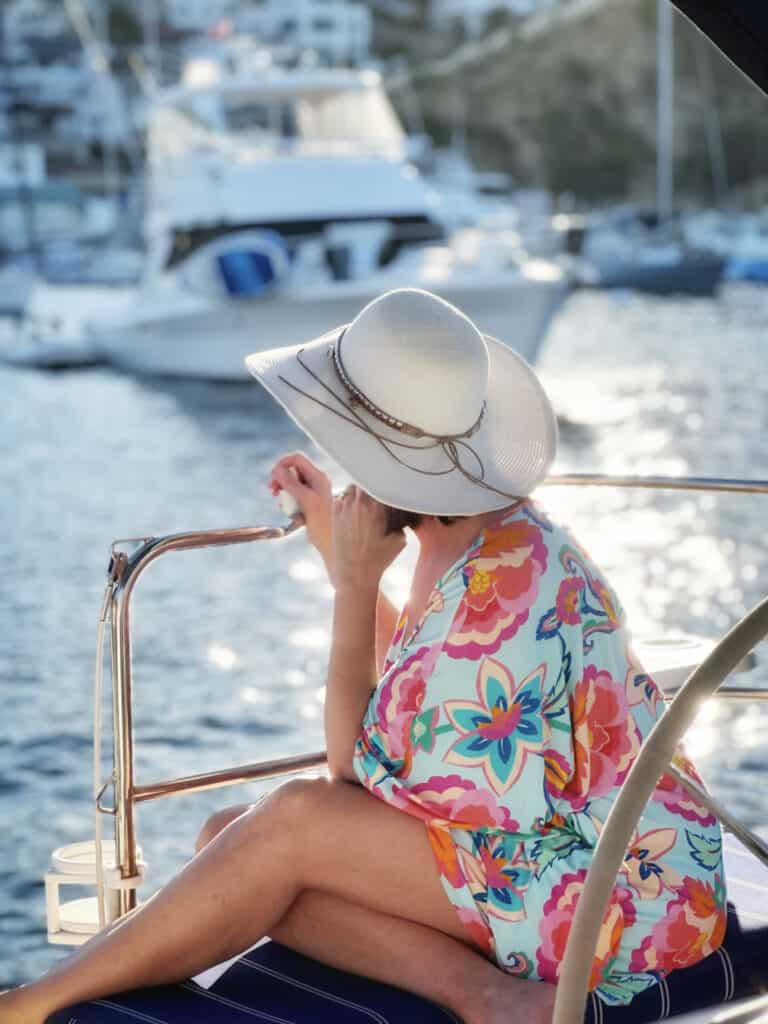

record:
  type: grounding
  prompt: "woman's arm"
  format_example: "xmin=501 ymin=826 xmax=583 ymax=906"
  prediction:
xmin=325 ymin=578 xmax=379 ymax=782
xmin=375 ymin=591 xmax=400 ymax=677
xmin=270 ymin=453 xmax=402 ymax=676
xmin=324 ymin=487 xmax=406 ymax=782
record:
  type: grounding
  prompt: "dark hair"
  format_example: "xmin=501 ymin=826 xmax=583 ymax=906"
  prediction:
xmin=383 ymin=505 xmax=459 ymax=535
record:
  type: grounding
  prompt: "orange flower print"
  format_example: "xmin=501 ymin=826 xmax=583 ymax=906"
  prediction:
xmin=427 ymin=823 xmax=465 ymax=889
xmin=444 ymin=520 xmax=548 ymax=659
xmin=629 ymin=875 xmax=727 ymax=974
xmin=562 ymin=665 xmax=641 ymax=811
xmin=555 ymin=576 xmax=585 ymax=625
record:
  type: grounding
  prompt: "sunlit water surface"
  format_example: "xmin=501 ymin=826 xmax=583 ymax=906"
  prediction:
xmin=1 ymin=286 xmax=767 ymax=986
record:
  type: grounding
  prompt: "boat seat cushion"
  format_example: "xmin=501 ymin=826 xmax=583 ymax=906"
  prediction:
xmin=47 ymin=834 xmax=768 ymax=1024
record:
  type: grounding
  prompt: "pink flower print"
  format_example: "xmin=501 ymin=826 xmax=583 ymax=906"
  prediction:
xmin=563 ymin=665 xmax=641 ymax=811
xmin=391 ymin=774 xmax=521 ymax=831
xmin=444 ymin=658 xmax=549 ymax=795
xmin=374 ymin=645 xmax=440 ymax=778
xmin=620 ymin=827 xmax=682 ymax=900
xmin=629 ymin=875 xmax=727 ymax=974
xmin=555 ymin=576 xmax=585 ymax=625
xmin=652 ymin=751 xmax=716 ymax=827
xmin=444 ymin=520 xmax=548 ymax=659
xmin=537 ymin=871 xmax=636 ymax=989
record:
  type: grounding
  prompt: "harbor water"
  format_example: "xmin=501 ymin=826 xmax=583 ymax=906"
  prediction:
xmin=2 ymin=286 xmax=767 ymax=987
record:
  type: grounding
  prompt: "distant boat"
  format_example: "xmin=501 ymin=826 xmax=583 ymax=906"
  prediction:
xmin=84 ymin=60 xmax=566 ymax=379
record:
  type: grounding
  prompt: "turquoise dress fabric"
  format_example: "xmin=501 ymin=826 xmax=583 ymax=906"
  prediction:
xmin=353 ymin=500 xmax=727 ymax=1005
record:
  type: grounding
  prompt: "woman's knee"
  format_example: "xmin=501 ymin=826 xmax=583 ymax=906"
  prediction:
xmin=259 ymin=776 xmax=356 ymax=843
xmin=195 ymin=778 xmax=339 ymax=855
xmin=265 ymin=776 xmax=331 ymax=826
xmin=195 ymin=803 xmax=253 ymax=854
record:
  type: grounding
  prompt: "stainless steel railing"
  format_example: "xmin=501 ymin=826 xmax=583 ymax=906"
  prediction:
xmin=99 ymin=474 xmax=768 ymax=916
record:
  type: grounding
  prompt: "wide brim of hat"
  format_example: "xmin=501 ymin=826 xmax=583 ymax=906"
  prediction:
xmin=245 ymin=326 xmax=557 ymax=516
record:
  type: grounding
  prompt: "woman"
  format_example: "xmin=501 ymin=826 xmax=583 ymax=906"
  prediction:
xmin=1 ymin=289 xmax=725 ymax=1024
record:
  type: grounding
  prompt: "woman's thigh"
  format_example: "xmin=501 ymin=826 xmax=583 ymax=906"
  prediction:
xmin=265 ymin=776 xmax=467 ymax=944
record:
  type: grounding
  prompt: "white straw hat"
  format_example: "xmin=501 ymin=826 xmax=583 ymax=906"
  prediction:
xmin=245 ymin=288 xmax=557 ymax=516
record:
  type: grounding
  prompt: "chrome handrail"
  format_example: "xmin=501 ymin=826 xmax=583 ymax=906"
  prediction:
xmin=101 ymin=474 xmax=767 ymax=917
xmin=133 ymin=750 xmax=328 ymax=804
xmin=107 ymin=519 xmax=305 ymax=914
xmin=544 ymin=473 xmax=768 ymax=494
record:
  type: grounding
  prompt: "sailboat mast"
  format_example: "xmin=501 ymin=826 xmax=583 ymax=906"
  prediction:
xmin=656 ymin=0 xmax=674 ymax=220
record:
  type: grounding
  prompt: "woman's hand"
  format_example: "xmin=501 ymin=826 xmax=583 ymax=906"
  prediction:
xmin=332 ymin=486 xmax=406 ymax=590
xmin=269 ymin=452 xmax=333 ymax=570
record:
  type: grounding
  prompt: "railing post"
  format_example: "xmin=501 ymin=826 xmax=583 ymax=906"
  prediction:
xmin=104 ymin=521 xmax=304 ymax=919
xmin=110 ymin=574 xmax=139 ymax=915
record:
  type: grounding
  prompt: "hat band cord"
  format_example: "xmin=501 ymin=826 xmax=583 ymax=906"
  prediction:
xmin=275 ymin=345 xmax=523 ymax=504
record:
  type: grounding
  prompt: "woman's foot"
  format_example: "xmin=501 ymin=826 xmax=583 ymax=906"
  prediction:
xmin=463 ymin=973 xmax=556 ymax=1024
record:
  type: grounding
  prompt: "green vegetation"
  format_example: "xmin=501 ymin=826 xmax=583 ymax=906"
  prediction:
xmin=382 ymin=0 xmax=768 ymax=204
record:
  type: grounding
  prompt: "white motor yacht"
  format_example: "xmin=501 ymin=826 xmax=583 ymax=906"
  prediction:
xmin=87 ymin=61 xmax=565 ymax=379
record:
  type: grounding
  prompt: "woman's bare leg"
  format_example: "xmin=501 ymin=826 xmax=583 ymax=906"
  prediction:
xmin=195 ymin=802 xmax=553 ymax=1024
xmin=0 ymin=779 xmax=554 ymax=1024
xmin=270 ymin=889 xmax=555 ymax=1024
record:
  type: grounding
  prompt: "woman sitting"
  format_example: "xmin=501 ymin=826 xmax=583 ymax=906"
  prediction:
xmin=0 ymin=289 xmax=725 ymax=1024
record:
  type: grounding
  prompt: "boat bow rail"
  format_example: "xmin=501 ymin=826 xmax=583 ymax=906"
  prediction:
xmin=45 ymin=474 xmax=768 ymax=1009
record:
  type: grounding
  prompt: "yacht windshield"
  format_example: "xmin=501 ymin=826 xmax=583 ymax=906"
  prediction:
xmin=219 ymin=86 xmax=403 ymax=149
xmin=293 ymin=88 xmax=403 ymax=147
xmin=154 ymin=83 xmax=405 ymax=158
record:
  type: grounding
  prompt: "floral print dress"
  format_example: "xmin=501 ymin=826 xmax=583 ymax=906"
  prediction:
xmin=353 ymin=500 xmax=726 ymax=1005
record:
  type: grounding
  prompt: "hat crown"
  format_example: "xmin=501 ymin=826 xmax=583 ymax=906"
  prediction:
xmin=340 ymin=289 xmax=489 ymax=437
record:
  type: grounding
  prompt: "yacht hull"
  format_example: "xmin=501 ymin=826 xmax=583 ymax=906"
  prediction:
xmin=93 ymin=276 xmax=566 ymax=380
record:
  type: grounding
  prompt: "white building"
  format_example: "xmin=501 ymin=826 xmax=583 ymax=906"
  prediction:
xmin=236 ymin=0 xmax=371 ymax=66
xmin=430 ymin=0 xmax=556 ymax=37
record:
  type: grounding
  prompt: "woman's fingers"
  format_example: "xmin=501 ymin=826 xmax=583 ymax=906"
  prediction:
xmin=272 ymin=452 xmax=329 ymax=492
xmin=332 ymin=488 xmax=404 ymax=585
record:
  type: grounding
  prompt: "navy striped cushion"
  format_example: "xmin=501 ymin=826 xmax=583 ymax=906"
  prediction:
xmin=48 ymin=835 xmax=768 ymax=1024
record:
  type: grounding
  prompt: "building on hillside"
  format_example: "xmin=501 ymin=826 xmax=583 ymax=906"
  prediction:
xmin=236 ymin=0 xmax=371 ymax=66
xmin=430 ymin=0 xmax=557 ymax=37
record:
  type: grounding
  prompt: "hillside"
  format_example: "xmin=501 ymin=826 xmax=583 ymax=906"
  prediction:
xmin=378 ymin=0 xmax=768 ymax=205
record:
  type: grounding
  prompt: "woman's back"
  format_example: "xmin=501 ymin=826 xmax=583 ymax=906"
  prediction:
xmin=355 ymin=499 xmax=727 ymax=1006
